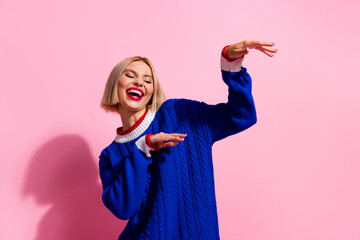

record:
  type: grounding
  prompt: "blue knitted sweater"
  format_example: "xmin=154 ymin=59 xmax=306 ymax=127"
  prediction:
xmin=99 ymin=54 xmax=257 ymax=239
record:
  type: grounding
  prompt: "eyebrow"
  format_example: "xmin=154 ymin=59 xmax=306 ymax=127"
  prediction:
xmin=124 ymin=69 xmax=153 ymax=79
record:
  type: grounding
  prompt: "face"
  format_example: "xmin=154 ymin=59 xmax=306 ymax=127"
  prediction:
xmin=117 ymin=61 xmax=154 ymax=114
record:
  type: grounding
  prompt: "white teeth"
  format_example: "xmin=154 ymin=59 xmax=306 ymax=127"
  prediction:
xmin=127 ymin=89 xmax=143 ymax=97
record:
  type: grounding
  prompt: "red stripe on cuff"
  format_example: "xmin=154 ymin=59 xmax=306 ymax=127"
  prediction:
xmin=222 ymin=45 xmax=244 ymax=62
xmin=145 ymin=134 xmax=160 ymax=151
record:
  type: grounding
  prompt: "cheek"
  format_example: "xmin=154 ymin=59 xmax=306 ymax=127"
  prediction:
xmin=146 ymin=89 xmax=154 ymax=104
xmin=117 ymin=88 xmax=127 ymax=103
xmin=148 ymin=85 xmax=154 ymax=96
xmin=117 ymin=76 xmax=129 ymax=89
xmin=117 ymin=78 xmax=128 ymax=97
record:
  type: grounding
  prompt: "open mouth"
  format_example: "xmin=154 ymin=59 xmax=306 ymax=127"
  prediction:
xmin=126 ymin=87 xmax=144 ymax=101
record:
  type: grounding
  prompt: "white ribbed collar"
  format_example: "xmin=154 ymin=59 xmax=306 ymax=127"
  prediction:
xmin=114 ymin=110 xmax=156 ymax=143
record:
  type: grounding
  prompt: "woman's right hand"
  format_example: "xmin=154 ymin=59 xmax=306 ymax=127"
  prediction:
xmin=149 ymin=132 xmax=187 ymax=149
xmin=226 ymin=40 xmax=278 ymax=58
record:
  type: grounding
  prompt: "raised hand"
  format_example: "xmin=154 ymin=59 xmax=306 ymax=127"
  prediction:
xmin=226 ymin=40 xmax=278 ymax=58
xmin=149 ymin=132 xmax=187 ymax=149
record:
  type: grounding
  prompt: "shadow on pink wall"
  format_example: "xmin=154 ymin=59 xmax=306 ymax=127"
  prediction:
xmin=22 ymin=135 xmax=126 ymax=240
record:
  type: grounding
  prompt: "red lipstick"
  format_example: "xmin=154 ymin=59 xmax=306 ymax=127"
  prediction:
xmin=126 ymin=87 xmax=144 ymax=101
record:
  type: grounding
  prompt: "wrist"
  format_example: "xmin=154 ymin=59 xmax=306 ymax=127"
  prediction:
xmin=222 ymin=45 xmax=239 ymax=62
xmin=145 ymin=134 xmax=160 ymax=151
xmin=221 ymin=45 xmax=244 ymax=72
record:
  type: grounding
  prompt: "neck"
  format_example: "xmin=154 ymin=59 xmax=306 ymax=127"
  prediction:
xmin=119 ymin=108 xmax=147 ymax=131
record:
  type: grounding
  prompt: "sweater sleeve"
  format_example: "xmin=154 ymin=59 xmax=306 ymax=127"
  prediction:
xmin=99 ymin=144 xmax=152 ymax=220
xmin=200 ymin=48 xmax=257 ymax=143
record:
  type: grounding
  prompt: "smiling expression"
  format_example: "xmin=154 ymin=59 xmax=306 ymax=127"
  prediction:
xmin=117 ymin=61 xmax=154 ymax=114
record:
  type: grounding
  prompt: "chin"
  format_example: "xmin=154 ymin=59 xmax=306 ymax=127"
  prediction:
xmin=118 ymin=94 xmax=151 ymax=113
xmin=121 ymin=102 xmax=148 ymax=113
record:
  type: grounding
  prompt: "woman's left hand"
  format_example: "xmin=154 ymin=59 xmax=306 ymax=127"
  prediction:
xmin=149 ymin=132 xmax=187 ymax=149
xmin=226 ymin=40 xmax=278 ymax=58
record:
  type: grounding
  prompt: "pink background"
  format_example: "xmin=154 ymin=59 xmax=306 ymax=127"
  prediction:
xmin=1 ymin=0 xmax=360 ymax=239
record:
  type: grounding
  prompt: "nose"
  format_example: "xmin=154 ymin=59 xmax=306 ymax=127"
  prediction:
xmin=133 ymin=77 xmax=143 ymax=86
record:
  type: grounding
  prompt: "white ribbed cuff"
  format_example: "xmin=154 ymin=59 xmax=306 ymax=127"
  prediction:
xmin=221 ymin=55 xmax=244 ymax=72
xmin=135 ymin=136 xmax=154 ymax=158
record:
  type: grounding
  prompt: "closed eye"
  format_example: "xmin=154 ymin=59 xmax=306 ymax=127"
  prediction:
xmin=125 ymin=74 xmax=134 ymax=78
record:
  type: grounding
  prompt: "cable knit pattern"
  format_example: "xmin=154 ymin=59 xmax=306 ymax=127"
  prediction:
xmin=99 ymin=56 xmax=257 ymax=239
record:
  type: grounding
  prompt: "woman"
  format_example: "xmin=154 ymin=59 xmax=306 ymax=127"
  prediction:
xmin=99 ymin=40 xmax=277 ymax=239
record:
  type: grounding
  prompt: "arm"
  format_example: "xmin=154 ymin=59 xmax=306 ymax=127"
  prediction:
xmin=99 ymin=143 xmax=152 ymax=220
xmin=99 ymin=134 xmax=186 ymax=220
xmin=202 ymin=52 xmax=256 ymax=143
xmin=202 ymin=40 xmax=277 ymax=143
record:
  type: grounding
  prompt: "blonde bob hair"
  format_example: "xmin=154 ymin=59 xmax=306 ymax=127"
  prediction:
xmin=101 ymin=56 xmax=166 ymax=113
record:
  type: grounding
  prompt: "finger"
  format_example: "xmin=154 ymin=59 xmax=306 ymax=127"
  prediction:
xmin=246 ymin=40 xmax=275 ymax=50
xmin=152 ymin=135 xmax=185 ymax=144
xmin=157 ymin=133 xmax=187 ymax=138
xmin=160 ymin=141 xmax=179 ymax=148
xmin=253 ymin=46 xmax=277 ymax=57
xmin=162 ymin=133 xmax=187 ymax=141
xmin=253 ymin=40 xmax=275 ymax=46
xmin=259 ymin=46 xmax=278 ymax=53
xmin=165 ymin=135 xmax=186 ymax=142
xmin=260 ymin=49 xmax=274 ymax=57
xmin=169 ymin=133 xmax=187 ymax=137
